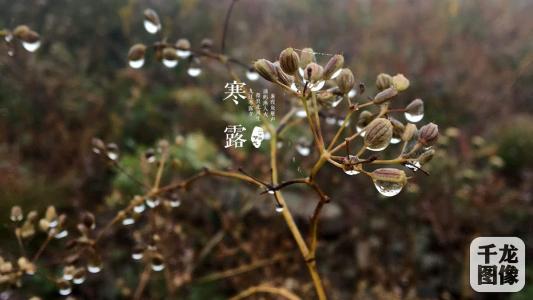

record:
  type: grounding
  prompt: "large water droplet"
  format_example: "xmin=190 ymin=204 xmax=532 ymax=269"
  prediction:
xmin=373 ymin=180 xmax=404 ymax=197
xmin=296 ymin=109 xmax=307 ymax=118
xmin=344 ymin=168 xmax=360 ymax=176
xmin=246 ymin=70 xmax=259 ymax=81
xmin=404 ymin=112 xmax=424 ymax=123
xmin=143 ymin=20 xmax=161 ymax=34
xmin=176 ymin=49 xmax=191 ymax=59
xmin=187 ymin=67 xmax=202 ymax=77
xmin=168 ymin=193 xmax=181 ymax=208
xmin=348 ymin=88 xmax=357 ymax=98
xmin=129 ymin=58 xmax=145 ymax=69
xmin=22 ymin=40 xmax=40 ymax=52
xmin=134 ymin=203 xmax=146 ymax=213
xmin=151 ymin=262 xmax=165 ymax=271
xmin=132 ymin=252 xmax=143 ymax=261
xmin=146 ymin=197 xmax=160 ymax=208
xmin=296 ymin=144 xmax=310 ymax=156
xmin=275 ymin=204 xmax=284 ymax=213
xmin=73 ymin=274 xmax=85 ymax=285
xmin=122 ymin=217 xmax=135 ymax=226
xmin=162 ymin=58 xmax=178 ymax=68
xmin=59 ymin=286 xmax=72 ymax=296
xmin=54 ymin=230 xmax=68 ymax=239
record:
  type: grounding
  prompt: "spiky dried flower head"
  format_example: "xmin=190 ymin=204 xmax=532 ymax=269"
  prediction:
xmin=304 ymin=62 xmax=323 ymax=82
xmin=279 ymin=48 xmax=300 ymax=75
xmin=254 ymin=59 xmax=277 ymax=82
xmin=376 ymin=73 xmax=393 ymax=91
xmin=392 ymin=74 xmax=410 ymax=91
xmin=299 ymin=48 xmax=316 ymax=68
xmin=364 ymin=118 xmax=393 ymax=150
xmin=323 ymin=54 xmax=344 ymax=79
xmin=336 ymin=68 xmax=355 ymax=94
xmin=373 ymin=86 xmax=398 ymax=104
xmin=418 ymin=123 xmax=439 ymax=146
xmin=371 ymin=168 xmax=407 ymax=185
xmin=128 ymin=44 xmax=146 ymax=61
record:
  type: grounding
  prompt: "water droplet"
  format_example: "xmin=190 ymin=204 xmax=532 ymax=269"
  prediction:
xmin=246 ymin=70 xmax=259 ymax=81
xmin=264 ymin=131 xmax=271 ymax=140
xmin=59 ymin=286 xmax=72 ymax=296
xmin=331 ymin=68 xmax=342 ymax=79
xmin=122 ymin=217 xmax=135 ymax=226
xmin=162 ymin=58 xmax=178 ymax=68
xmin=366 ymin=144 xmax=388 ymax=151
xmin=134 ymin=203 xmax=146 ymax=213
xmin=296 ymin=144 xmax=310 ymax=156
xmin=326 ymin=117 xmax=337 ymax=125
xmin=277 ymin=141 xmax=283 ymax=149
xmin=129 ymin=58 xmax=144 ymax=69
xmin=372 ymin=180 xmax=405 ymax=197
xmin=132 ymin=252 xmax=143 ymax=261
xmin=22 ymin=40 xmax=40 ymax=52
xmin=63 ymin=273 xmax=73 ymax=281
xmin=107 ymin=152 xmax=119 ymax=161
xmin=337 ymin=119 xmax=349 ymax=127
xmin=298 ymin=67 xmax=305 ymax=77
xmin=404 ymin=112 xmax=424 ymax=123
xmin=7 ymin=49 xmax=14 ymax=56
xmin=275 ymin=204 xmax=284 ymax=213
xmin=331 ymin=96 xmax=343 ymax=108
xmin=187 ymin=67 xmax=202 ymax=77
xmin=54 ymin=230 xmax=68 ymax=239
xmin=87 ymin=264 xmax=101 ymax=274
xmin=348 ymin=88 xmax=357 ymax=98
xmin=344 ymin=168 xmax=360 ymax=176
xmin=390 ymin=137 xmax=401 ymax=144
xmin=168 ymin=195 xmax=181 ymax=208
xmin=73 ymin=274 xmax=85 ymax=285
xmin=406 ymin=161 xmax=421 ymax=172
xmin=310 ymin=80 xmax=325 ymax=92
xmin=143 ymin=20 xmax=161 ymax=34
xmin=4 ymin=33 xmax=13 ymax=42
xmin=296 ymin=109 xmax=307 ymax=118
xmin=176 ymin=49 xmax=191 ymax=59
xmin=48 ymin=219 xmax=58 ymax=228
xmin=146 ymin=197 xmax=160 ymax=208
xmin=289 ymin=82 xmax=298 ymax=92
xmin=267 ymin=189 xmax=275 ymax=195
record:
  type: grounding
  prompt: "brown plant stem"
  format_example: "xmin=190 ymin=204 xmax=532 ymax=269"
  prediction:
xmin=229 ymin=284 xmax=301 ymax=300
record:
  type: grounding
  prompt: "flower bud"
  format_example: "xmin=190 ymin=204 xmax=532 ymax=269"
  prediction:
xmin=162 ymin=47 xmax=178 ymax=61
xmin=402 ymin=123 xmax=417 ymax=142
xmin=10 ymin=206 xmax=23 ymax=222
xmin=254 ymin=59 xmax=277 ymax=82
xmin=279 ymin=48 xmax=299 ymax=75
xmin=13 ymin=25 xmax=31 ymax=40
xmin=304 ymin=63 xmax=323 ymax=82
xmin=372 ymin=168 xmax=407 ymax=185
xmin=336 ymin=68 xmax=355 ymax=94
xmin=274 ymin=63 xmax=293 ymax=86
xmin=373 ymin=86 xmax=398 ymax=104
xmin=20 ymin=30 xmax=40 ymax=44
xmin=417 ymin=149 xmax=435 ymax=165
xmin=376 ymin=73 xmax=392 ymax=91
xmin=405 ymin=98 xmax=424 ymax=116
xmin=128 ymin=44 xmax=146 ymax=61
xmin=323 ymin=54 xmax=344 ymax=79
xmin=175 ymin=38 xmax=191 ymax=51
xmin=418 ymin=123 xmax=439 ymax=146
xmin=392 ymin=74 xmax=410 ymax=91
xmin=357 ymin=111 xmax=374 ymax=129
xmin=364 ymin=118 xmax=393 ymax=150
xmin=299 ymin=48 xmax=316 ymax=68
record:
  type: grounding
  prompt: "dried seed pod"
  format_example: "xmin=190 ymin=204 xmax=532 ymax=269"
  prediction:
xmin=254 ymin=59 xmax=277 ymax=82
xmin=279 ymin=48 xmax=299 ymax=75
xmin=128 ymin=44 xmax=146 ymax=61
xmin=373 ymin=86 xmax=398 ymax=104
xmin=372 ymin=168 xmax=407 ymax=184
xmin=402 ymin=123 xmax=417 ymax=142
xmin=10 ymin=206 xmax=23 ymax=222
xmin=418 ymin=123 xmax=439 ymax=146
xmin=336 ymin=68 xmax=355 ymax=94
xmin=323 ymin=54 xmax=344 ymax=79
xmin=18 ymin=257 xmax=35 ymax=275
xmin=364 ymin=118 xmax=393 ymax=151
xmin=304 ymin=63 xmax=323 ymax=82
xmin=200 ymin=38 xmax=213 ymax=49
xmin=392 ymin=74 xmax=410 ymax=91
xmin=162 ymin=47 xmax=178 ymax=61
xmin=376 ymin=73 xmax=393 ymax=91
xmin=299 ymin=48 xmax=316 ymax=68
xmin=417 ymin=149 xmax=435 ymax=164
xmin=81 ymin=212 xmax=95 ymax=230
